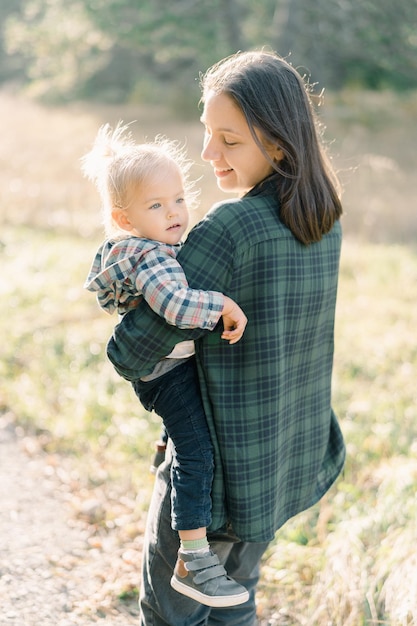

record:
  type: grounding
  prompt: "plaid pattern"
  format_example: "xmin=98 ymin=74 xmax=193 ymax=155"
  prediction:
xmin=84 ymin=237 xmax=224 ymax=328
xmin=107 ymin=179 xmax=346 ymax=542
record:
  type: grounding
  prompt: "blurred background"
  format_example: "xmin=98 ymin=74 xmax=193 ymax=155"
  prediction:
xmin=0 ymin=0 xmax=416 ymax=240
xmin=1 ymin=1 xmax=417 ymax=624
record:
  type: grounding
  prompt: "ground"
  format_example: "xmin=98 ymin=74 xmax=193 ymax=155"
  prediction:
xmin=0 ymin=414 xmax=282 ymax=625
xmin=0 ymin=416 xmax=141 ymax=626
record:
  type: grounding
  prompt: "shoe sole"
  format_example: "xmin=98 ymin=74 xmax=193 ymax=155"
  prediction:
xmin=170 ymin=576 xmax=249 ymax=607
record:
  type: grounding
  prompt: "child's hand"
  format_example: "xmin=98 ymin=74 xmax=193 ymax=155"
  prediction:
xmin=220 ymin=296 xmax=248 ymax=344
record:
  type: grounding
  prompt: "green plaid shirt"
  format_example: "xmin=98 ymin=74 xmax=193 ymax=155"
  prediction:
xmin=107 ymin=177 xmax=345 ymax=542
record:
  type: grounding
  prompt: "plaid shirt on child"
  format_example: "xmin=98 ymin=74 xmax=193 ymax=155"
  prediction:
xmin=84 ymin=237 xmax=224 ymax=329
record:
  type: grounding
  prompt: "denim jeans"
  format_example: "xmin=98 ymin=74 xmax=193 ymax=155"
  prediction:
xmin=139 ymin=441 xmax=270 ymax=626
xmin=133 ymin=358 xmax=214 ymax=531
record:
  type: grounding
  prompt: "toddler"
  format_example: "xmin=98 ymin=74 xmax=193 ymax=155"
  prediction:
xmin=82 ymin=123 xmax=249 ymax=608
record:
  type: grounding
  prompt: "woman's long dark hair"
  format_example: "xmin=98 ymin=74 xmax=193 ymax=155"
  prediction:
xmin=200 ymin=50 xmax=342 ymax=245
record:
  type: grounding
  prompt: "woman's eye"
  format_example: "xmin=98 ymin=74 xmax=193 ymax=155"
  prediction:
xmin=224 ymin=139 xmax=237 ymax=146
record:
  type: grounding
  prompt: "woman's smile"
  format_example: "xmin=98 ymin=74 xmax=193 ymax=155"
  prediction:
xmin=214 ymin=167 xmax=233 ymax=178
xmin=201 ymin=91 xmax=276 ymax=194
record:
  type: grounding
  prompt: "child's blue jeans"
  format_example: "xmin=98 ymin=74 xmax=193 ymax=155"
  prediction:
xmin=139 ymin=439 xmax=269 ymax=625
xmin=132 ymin=357 xmax=214 ymax=531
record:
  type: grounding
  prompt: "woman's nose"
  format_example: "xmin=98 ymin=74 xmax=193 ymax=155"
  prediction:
xmin=201 ymin=133 xmax=219 ymax=162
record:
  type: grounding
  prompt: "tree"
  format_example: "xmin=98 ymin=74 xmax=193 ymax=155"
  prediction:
xmin=267 ymin=0 xmax=417 ymax=89
xmin=2 ymin=0 xmax=417 ymax=102
xmin=4 ymin=0 xmax=112 ymax=100
xmin=0 ymin=0 xmax=25 ymax=82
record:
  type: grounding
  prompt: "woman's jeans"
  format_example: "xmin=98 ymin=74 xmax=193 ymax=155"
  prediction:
xmin=139 ymin=440 xmax=270 ymax=626
xmin=132 ymin=358 xmax=214 ymax=531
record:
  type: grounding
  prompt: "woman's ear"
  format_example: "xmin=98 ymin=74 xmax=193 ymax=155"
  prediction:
xmin=273 ymin=147 xmax=284 ymax=163
xmin=112 ymin=208 xmax=134 ymax=231
xmin=263 ymin=139 xmax=284 ymax=164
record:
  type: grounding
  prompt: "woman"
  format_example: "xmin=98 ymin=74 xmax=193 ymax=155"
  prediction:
xmin=107 ymin=49 xmax=346 ymax=625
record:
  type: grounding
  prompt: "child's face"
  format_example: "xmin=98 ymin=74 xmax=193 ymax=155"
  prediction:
xmin=200 ymin=91 xmax=281 ymax=195
xmin=120 ymin=163 xmax=189 ymax=245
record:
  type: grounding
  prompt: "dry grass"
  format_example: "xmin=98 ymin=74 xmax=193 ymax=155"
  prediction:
xmin=1 ymin=87 xmax=417 ymax=243
xmin=1 ymin=89 xmax=417 ymax=624
xmin=326 ymin=90 xmax=417 ymax=244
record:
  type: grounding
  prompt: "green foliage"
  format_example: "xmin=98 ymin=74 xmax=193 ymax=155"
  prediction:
xmin=0 ymin=0 xmax=25 ymax=81
xmin=280 ymin=0 xmax=417 ymax=90
xmin=4 ymin=0 xmax=112 ymax=101
xmin=1 ymin=0 xmax=416 ymax=102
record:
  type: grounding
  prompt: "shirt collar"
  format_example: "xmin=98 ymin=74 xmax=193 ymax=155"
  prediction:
xmin=244 ymin=173 xmax=279 ymax=199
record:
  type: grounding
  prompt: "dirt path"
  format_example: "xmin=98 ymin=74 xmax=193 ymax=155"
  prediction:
xmin=0 ymin=417 xmax=280 ymax=626
xmin=0 ymin=417 xmax=141 ymax=626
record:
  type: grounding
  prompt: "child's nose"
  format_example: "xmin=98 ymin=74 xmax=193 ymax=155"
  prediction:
xmin=167 ymin=204 xmax=179 ymax=218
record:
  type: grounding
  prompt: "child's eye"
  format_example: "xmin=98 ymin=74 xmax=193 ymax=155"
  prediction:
xmin=176 ymin=197 xmax=185 ymax=204
xmin=149 ymin=202 xmax=161 ymax=210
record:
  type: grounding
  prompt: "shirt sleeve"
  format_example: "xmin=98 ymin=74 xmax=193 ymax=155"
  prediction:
xmin=107 ymin=214 xmax=235 ymax=380
xmin=136 ymin=247 xmax=224 ymax=330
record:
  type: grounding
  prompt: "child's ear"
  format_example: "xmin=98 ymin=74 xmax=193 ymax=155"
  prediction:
xmin=112 ymin=208 xmax=134 ymax=231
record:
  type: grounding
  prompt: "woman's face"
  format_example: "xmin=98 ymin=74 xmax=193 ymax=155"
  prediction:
xmin=200 ymin=91 xmax=280 ymax=195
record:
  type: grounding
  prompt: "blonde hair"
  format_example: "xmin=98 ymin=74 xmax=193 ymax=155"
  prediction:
xmin=81 ymin=122 xmax=198 ymax=237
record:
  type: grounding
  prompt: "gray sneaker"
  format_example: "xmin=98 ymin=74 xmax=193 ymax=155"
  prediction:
xmin=170 ymin=549 xmax=250 ymax=607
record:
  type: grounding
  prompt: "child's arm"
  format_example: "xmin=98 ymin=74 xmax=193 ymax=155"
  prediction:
xmin=138 ymin=248 xmax=246 ymax=343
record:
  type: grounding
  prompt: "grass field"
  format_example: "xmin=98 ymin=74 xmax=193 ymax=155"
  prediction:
xmin=1 ymin=89 xmax=417 ymax=624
